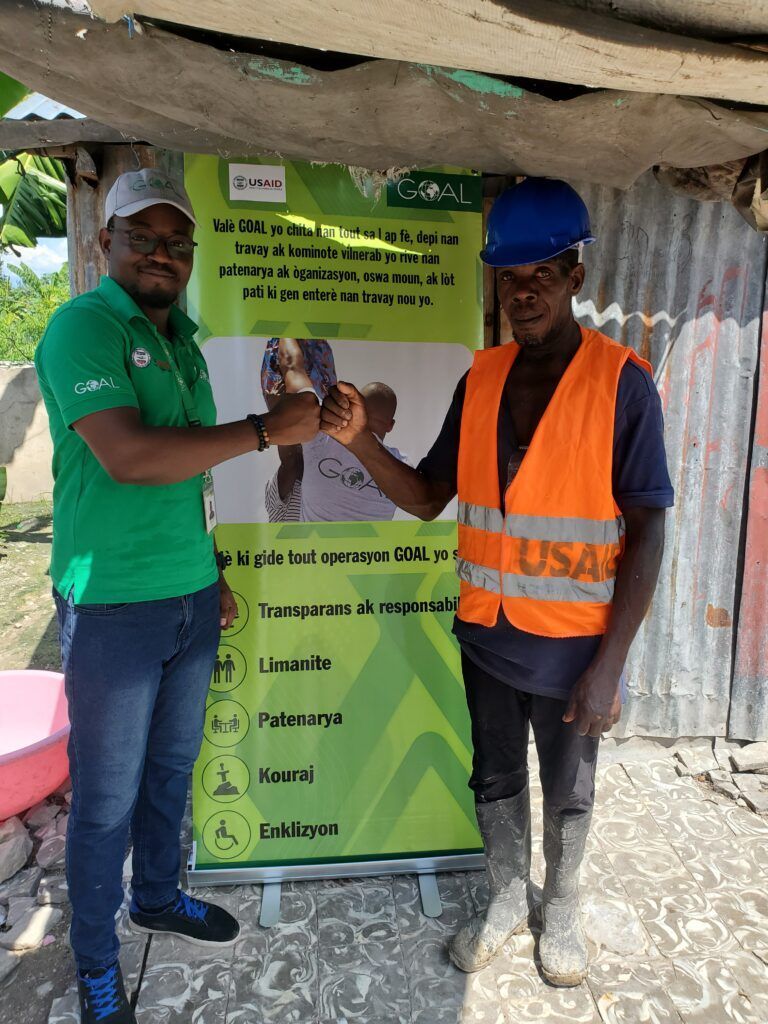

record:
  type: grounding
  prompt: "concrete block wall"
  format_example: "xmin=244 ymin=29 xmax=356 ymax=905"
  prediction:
xmin=0 ymin=362 xmax=53 ymax=503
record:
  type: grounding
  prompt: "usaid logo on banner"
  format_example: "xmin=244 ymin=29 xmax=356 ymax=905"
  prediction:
xmin=228 ymin=163 xmax=286 ymax=203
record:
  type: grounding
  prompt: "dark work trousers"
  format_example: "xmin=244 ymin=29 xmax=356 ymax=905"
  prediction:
xmin=461 ymin=651 xmax=599 ymax=814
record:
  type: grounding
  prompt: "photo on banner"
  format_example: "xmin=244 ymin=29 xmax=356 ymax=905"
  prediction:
xmin=205 ymin=336 xmax=470 ymax=524
xmin=185 ymin=155 xmax=485 ymax=876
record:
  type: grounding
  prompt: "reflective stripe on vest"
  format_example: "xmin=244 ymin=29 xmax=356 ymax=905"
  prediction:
xmin=458 ymin=500 xmax=504 ymax=534
xmin=456 ymin=557 xmax=501 ymax=594
xmin=459 ymin=500 xmax=624 ymax=547
xmin=505 ymin=512 xmax=625 ymax=546
xmin=457 ymin=556 xmax=616 ymax=603
xmin=502 ymin=571 xmax=615 ymax=603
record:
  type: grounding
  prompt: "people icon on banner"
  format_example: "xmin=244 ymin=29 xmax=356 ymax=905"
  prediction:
xmin=213 ymin=652 xmax=235 ymax=687
xmin=204 ymin=700 xmax=249 ymax=747
xmin=210 ymin=645 xmax=246 ymax=692
xmin=211 ymin=710 xmax=240 ymax=735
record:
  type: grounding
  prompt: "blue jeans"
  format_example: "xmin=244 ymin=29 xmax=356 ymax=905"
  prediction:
xmin=54 ymin=582 xmax=220 ymax=971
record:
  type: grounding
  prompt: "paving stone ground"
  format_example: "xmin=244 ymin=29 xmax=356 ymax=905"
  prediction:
xmin=2 ymin=508 xmax=766 ymax=1022
xmin=36 ymin=754 xmax=768 ymax=1024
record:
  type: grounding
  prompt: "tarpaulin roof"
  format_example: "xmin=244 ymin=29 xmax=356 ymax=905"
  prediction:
xmin=2 ymin=1 xmax=768 ymax=191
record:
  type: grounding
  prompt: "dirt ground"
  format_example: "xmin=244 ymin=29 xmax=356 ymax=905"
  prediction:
xmin=0 ymin=499 xmax=59 ymax=673
xmin=1 ymin=913 xmax=74 ymax=1024
xmin=1 ymin=499 xmax=71 ymax=1024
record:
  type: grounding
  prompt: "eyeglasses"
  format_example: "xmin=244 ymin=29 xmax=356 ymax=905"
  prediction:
xmin=109 ymin=227 xmax=197 ymax=259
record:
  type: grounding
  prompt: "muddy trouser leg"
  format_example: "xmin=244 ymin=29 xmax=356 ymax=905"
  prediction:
xmin=449 ymin=653 xmax=540 ymax=972
xmin=530 ymin=692 xmax=599 ymax=986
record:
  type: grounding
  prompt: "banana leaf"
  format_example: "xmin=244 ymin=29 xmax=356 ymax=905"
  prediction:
xmin=0 ymin=72 xmax=29 ymax=117
xmin=0 ymin=152 xmax=67 ymax=249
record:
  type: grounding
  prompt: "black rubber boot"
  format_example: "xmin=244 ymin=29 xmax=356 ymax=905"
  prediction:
xmin=449 ymin=787 xmax=540 ymax=972
xmin=539 ymin=806 xmax=592 ymax=986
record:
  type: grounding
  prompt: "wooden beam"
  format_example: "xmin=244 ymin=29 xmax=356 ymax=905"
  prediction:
xmin=90 ymin=0 xmax=768 ymax=105
xmin=0 ymin=118 xmax=139 ymax=150
xmin=568 ymin=1 xmax=768 ymax=39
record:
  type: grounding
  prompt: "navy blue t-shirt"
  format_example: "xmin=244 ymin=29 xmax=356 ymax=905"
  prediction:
xmin=417 ymin=358 xmax=674 ymax=700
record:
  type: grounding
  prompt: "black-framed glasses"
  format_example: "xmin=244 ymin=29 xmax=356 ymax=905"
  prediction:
xmin=109 ymin=227 xmax=197 ymax=259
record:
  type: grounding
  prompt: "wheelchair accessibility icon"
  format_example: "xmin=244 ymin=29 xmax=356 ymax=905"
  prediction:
xmin=203 ymin=811 xmax=251 ymax=860
xmin=215 ymin=819 xmax=238 ymax=851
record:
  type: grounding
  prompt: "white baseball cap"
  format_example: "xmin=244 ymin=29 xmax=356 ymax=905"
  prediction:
xmin=104 ymin=168 xmax=197 ymax=226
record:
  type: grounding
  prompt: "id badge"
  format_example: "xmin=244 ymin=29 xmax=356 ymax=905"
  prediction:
xmin=202 ymin=471 xmax=218 ymax=533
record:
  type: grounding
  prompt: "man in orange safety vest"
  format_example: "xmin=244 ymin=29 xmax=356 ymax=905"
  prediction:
xmin=320 ymin=177 xmax=672 ymax=986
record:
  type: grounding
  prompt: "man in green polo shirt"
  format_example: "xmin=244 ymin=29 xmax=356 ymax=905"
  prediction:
xmin=35 ymin=168 xmax=319 ymax=1024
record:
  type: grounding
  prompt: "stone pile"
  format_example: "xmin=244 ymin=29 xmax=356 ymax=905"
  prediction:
xmin=675 ymin=739 xmax=768 ymax=814
xmin=0 ymin=782 xmax=71 ymax=985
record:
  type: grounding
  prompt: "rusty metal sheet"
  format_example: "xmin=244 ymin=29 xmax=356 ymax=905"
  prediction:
xmin=573 ymin=173 xmax=767 ymax=737
xmin=729 ymin=311 xmax=768 ymax=740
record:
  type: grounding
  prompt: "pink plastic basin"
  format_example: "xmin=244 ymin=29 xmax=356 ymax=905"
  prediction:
xmin=0 ymin=670 xmax=70 ymax=820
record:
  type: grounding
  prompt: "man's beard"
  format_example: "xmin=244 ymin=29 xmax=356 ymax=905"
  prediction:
xmin=126 ymin=278 xmax=180 ymax=309
xmin=139 ymin=287 xmax=179 ymax=309
xmin=514 ymin=325 xmax=549 ymax=347
xmin=514 ymin=331 xmax=545 ymax=347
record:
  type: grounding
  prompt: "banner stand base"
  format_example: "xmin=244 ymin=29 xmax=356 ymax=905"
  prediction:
xmin=418 ymin=873 xmax=442 ymax=918
xmin=259 ymin=882 xmax=282 ymax=927
xmin=188 ymin=852 xmax=485 ymax=894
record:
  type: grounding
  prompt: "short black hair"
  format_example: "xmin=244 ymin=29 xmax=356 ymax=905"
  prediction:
xmin=106 ymin=215 xmax=115 ymax=231
xmin=551 ymin=248 xmax=580 ymax=276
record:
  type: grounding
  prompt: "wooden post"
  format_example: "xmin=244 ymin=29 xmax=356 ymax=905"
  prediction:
xmin=482 ymin=174 xmax=518 ymax=348
xmin=66 ymin=145 xmax=183 ymax=296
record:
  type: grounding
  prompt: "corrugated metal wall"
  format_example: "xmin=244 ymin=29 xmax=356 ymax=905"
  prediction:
xmin=572 ymin=173 xmax=767 ymax=737
xmin=730 ymin=313 xmax=768 ymax=740
xmin=538 ymin=172 xmax=767 ymax=738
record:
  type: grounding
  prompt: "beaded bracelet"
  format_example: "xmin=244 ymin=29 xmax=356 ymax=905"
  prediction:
xmin=247 ymin=414 xmax=271 ymax=452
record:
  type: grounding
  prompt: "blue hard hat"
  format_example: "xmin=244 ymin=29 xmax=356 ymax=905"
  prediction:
xmin=481 ymin=177 xmax=595 ymax=267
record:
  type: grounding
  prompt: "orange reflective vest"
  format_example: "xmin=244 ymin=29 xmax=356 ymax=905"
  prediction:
xmin=456 ymin=327 xmax=652 ymax=638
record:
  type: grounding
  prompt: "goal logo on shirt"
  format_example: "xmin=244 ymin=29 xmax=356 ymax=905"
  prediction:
xmin=319 ymin=457 xmax=384 ymax=497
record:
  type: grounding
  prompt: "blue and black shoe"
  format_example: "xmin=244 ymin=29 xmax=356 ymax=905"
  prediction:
xmin=129 ymin=890 xmax=240 ymax=947
xmin=77 ymin=962 xmax=135 ymax=1023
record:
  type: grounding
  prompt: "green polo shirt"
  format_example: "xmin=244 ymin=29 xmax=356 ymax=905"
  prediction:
xmin=35 ymin=275 xmax=219 ymax=603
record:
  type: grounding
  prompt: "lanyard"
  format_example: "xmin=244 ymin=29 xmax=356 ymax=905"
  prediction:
xmin=154 ymin=333 xmax=214 ymax=509
xmin=155 ymin=333 xmax=202 ymax=428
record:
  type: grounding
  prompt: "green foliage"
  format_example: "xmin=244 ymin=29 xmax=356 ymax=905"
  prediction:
xmin=0 ymin=152 xmax=67 ymax=249
xmin=0 ymin=76 xmax=65 ymax=250
xmin=0 ymin=73 xmax=29 ymax=117
xmin=0 ymin=260 xmax=70 ymax=362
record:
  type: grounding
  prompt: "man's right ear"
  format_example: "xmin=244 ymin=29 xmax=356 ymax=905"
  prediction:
xmin=98 ymin=227 xmax=112 ymax=257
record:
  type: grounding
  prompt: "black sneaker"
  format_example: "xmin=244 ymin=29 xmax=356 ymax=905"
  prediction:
xmin=77 ymin=962 xmax=135 ymax=1023
xmin=129 ymin=890 xmax=240 ymax=947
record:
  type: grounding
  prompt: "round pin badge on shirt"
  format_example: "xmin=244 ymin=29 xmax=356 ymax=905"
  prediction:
xmin=131 ymin=347 xmax=152 ymax=368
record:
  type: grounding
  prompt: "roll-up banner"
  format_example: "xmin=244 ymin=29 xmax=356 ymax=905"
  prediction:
xmin=185 ymin=155 xmax=484 ymax=882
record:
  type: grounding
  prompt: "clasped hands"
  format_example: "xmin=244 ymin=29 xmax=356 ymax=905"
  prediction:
xmin=319 ymin=382 xmax=367 ymax=446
